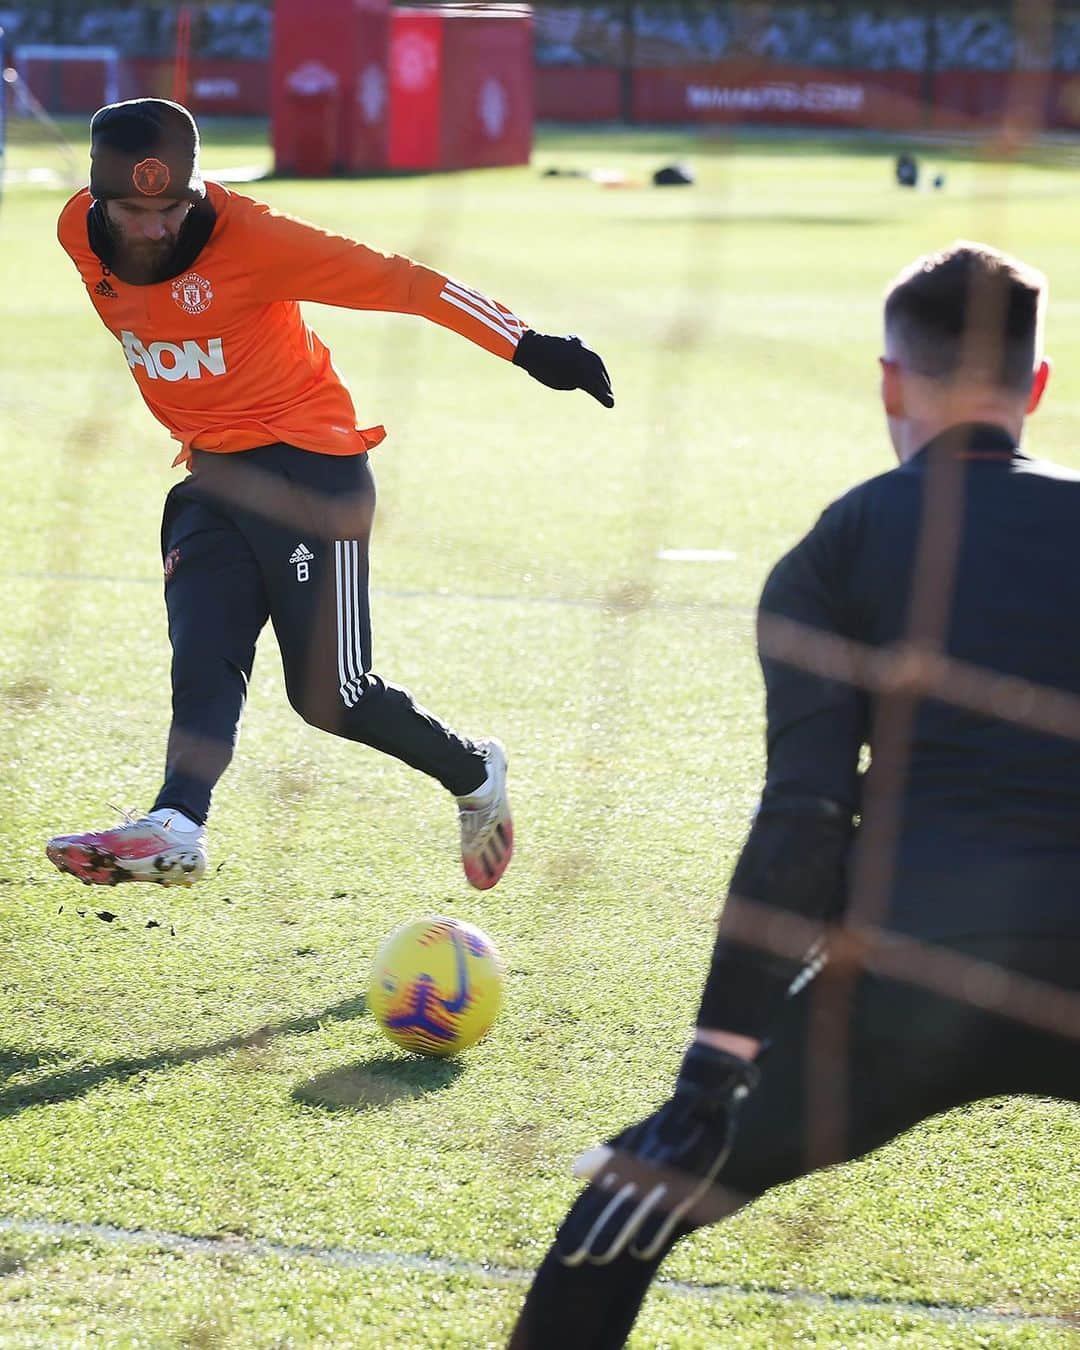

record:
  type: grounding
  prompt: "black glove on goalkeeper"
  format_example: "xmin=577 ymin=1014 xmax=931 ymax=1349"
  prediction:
xmin=512 ymin=330 xmax=615 ymax=408
xmin=555 ymin=1043 xmax=759 ymax=1266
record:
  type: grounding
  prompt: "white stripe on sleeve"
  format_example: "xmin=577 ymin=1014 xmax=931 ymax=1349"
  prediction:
xmin=443 ymin=279 xmax=527 ymax=336
xmin=438 ymin=291 xmax=521 ymax=348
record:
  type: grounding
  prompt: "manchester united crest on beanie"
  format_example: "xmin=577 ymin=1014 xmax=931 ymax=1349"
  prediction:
xmin=89 ymin=98 xmax=206 ymax=203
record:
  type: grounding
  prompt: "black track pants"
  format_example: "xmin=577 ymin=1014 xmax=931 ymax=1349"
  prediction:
xmin=509 ymin=935 xmax=1080 ymax=1349
xmin=151 ymin=444 xmax=486 ymax=825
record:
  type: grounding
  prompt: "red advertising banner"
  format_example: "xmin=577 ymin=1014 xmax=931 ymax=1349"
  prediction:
xmin=633 ymin=64 xmax=922 ymax=129
xmin=132 ymin=59 xmax=268 ymax=115
xmin=185 ymin=63 xmax=268 ymax=116
xmin=536 ymin=62 xmax=1080 ymax=135
xmin=929 ymin=70 xmax=1066 ymax=133
xmin=24 ymin=43 xmax=1080 ymax=141
xmin=1053 ymin=73 xmax=1080 ymax=129
xmin=17 ymin=55 xmax=268 ymax=117
xmin=172 ymin=62 xmax=1080 ymax=135
xmin=537 ymin=66 xmax=620 ymax=123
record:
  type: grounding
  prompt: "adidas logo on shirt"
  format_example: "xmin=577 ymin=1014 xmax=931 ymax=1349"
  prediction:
xmin=289 ymin=543 xmax=315 ymax=565
xmin=94 ymin=277 xmax=119 ymax=299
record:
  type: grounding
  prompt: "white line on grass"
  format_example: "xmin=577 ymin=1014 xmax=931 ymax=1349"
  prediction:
xmin=0 ymin=571 xmax=753 ymax=619
xmin=656 ymin=548 xmax=738 ymax=562
xmin=0 ymin=1216 xmax=1073 ymax=1331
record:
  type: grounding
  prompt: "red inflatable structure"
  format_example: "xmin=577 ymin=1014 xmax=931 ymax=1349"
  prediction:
xmin=272 ymin=0 xmax=532 ymax=176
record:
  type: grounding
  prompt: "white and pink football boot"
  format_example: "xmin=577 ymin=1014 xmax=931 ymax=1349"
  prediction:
xmin=46 ymin=813 xmax=207 ymax=887
xmin=457 ymin=738 xmax=513 ymax=890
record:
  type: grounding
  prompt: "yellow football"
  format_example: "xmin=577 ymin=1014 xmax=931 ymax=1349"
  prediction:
xmin=367 ymin=915 xmax=505 ymax=1057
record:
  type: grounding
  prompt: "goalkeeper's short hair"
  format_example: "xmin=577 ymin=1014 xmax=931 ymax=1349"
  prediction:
xmin=885 ymin=241 xmax=1046 ymax=393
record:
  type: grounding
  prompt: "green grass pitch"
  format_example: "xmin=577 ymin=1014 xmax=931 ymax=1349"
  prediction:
xmin=0 ymin=122 xmax=1078 ymax=1346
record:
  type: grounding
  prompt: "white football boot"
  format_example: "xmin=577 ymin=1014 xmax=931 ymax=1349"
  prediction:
xmin=457 ymin=738 xmax=513 ymax=890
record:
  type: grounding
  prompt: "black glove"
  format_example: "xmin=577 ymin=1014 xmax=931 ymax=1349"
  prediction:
xmin=555 ymin=1043 xmax=759 ymax=1266
xmin=512 ymin=330 xmax=614 ymax=408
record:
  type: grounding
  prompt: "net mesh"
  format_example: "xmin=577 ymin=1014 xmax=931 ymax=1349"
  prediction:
xmin=0 ymin=0 xmax=1077 ymax=1337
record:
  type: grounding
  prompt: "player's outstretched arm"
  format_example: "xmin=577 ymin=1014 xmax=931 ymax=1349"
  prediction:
xmin=242 ymin=201 xmax=614 ymax=405
xmin=512 ymin=330 xmax=615 ymax=408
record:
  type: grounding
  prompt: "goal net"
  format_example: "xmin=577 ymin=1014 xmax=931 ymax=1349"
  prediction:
xmin=1 ymin=42 xmax=116 ymax=189
xmin=14 ymin=43 xmax=122 ymax=113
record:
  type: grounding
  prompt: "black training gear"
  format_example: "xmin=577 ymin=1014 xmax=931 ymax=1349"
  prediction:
xmin=513 ymin=330 xmax=615 ymax=408
xmin=555 ymin=1044 xmax=759 ymax=1266
xmin=153 ymin=445 xmax=485 ymax=825
xmin=697 ymin=798 xmax=852 ymax=1036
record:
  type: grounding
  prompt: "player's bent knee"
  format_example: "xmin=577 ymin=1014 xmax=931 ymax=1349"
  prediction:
xmin=286 ymin=670 xmax=391 ymax=737
xmin=288 ymin=695 xmax=340 ymax=734
xmin=287 ymin=683 xmax=360 ymax=734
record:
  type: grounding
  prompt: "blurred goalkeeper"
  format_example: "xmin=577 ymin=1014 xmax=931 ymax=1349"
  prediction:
xmin=46 ymin=99 xmax=612 ymax=892
xmin=509 ymin=241 xmax=1080 ymax=1347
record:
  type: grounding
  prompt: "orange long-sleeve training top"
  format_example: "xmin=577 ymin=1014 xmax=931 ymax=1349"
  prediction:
xmin=57 ymin=181 xmax=528 ymax=465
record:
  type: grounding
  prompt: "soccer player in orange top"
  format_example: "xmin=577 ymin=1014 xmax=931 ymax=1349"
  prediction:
xmin=46 ymin=98 xmax=613 ymax=893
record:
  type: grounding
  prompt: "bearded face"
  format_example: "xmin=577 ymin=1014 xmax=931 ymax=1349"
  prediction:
xmin=102 ymin=197 xmax=192 ymax=284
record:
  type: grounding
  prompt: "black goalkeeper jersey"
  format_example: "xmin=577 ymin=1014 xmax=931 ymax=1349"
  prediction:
xmin=759 ymin=421 xmax=1080 ymax=939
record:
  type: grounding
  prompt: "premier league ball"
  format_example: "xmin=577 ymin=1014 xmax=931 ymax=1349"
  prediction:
xmin=367 ymin=916 xmax=505 ymax=1057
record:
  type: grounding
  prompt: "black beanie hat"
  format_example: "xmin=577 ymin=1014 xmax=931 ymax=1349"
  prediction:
xmin=89 ymin=98 xmax=205 ymax=203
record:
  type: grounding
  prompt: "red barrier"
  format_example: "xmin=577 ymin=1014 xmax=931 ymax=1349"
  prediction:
xmin=19 ymin=56 xmax=110 ymax=114
xmin=437 ymin=15 xmax=533 ymax=169
xmin=535 ymin=62 xmax=1080 ymax=134
xmin=271 ymin=0 xmax=529 ymax=175
xmin=272 ymin=0 xmax=391 ymax=174
xmin=536 ymin=65 xmax=621 ymax=122
xmin=633 ymin=64 xmax=922 ymax=129
xmin=929 ymin=70 xmax=1062 ymax=134
xmin=386 ymin=7 xmax=532 ymax=171
xmin=387 ymin=13 xmax=444 ymax=169
xmin=130 ymin=59 xmax=269 ymax=115
xmin=164 ymin=63 xmax=1080 ymax=135
xmin=1053 ymin=73 xmax=1080 ymax=129
xmin=33 ymin=43 xmax=1080 ymax=139
xmin=932 ymin=70 xmax=1014 ymax=125
xmin=18 ymin=55 xmax=268 ymax=116
xmin=349 ymin=8 xmax=394 ymax=172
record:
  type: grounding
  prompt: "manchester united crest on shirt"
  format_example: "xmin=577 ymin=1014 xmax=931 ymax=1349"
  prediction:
xmin=171 ymin=272 xmax=215 ymax=315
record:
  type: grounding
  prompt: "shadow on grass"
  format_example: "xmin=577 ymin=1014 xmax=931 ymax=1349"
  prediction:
xmin=0 ymin=1250 xmax=26 ymax=1278
xmin=0 ymin=1047 xmax=72 ymax=1079
xmin=292 ymin=1053 xmax=463 ymax=1114
xmin=0 ymin=995 xmax=369 ymax=1120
